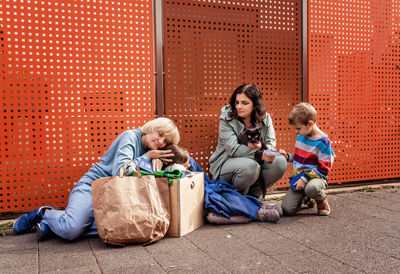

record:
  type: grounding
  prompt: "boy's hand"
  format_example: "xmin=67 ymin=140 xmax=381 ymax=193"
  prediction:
xmin=279 ymin=149 xmax=288 ymax=161
xmin=248 ymin=142 xmax=262 ymax=149
xmin=151 ymin=159 xmax=163 ymax=172
xmin=294 ymin=178 xmax=306 ymax=191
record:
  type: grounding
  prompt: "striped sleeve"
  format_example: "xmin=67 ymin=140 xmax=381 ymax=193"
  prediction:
xmin=293 ymin=134 xmax=334 ymax=182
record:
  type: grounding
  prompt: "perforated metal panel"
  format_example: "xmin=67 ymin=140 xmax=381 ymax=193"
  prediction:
xmin=0 ymin=0 xmax=155 ymax=212
xmin=163 ymin=0 xmax=302 ymax=189
xmin=308 ymin=1 xmax=400 ymax=184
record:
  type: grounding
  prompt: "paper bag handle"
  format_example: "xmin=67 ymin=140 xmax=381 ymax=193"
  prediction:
xmin=119 ymin=164 xmax=142 ymax=178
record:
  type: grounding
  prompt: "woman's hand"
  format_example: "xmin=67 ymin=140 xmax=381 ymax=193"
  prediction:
xmin=247 ymin=142 xmax=262 ymax=150
xmin=261 ymin=151 xmax=275 ymax=163
xmin=146 ymin=149 xmax=174 ymax=163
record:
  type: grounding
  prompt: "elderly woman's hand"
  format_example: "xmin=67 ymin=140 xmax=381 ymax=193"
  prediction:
xmin=147 ymin=149 xmax=174 ymax=171
xmin=146 ymin=149 xmax=174 ymax=162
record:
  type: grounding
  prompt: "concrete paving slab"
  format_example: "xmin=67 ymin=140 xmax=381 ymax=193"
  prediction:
xmin=39 ymin=249 xmax=99 ymax=273
xmin=39 ymin=238 xmax=99 ymax=273
xmin=185 ymin=224 xmax=290 ymax=273
xmin=223 ymin=222 xmax=309 ymax=256
xmin=39 ymin=237 xmax=92 ymax=253
xmin=1 ymin=184 xmax=400 ymax=273
xmin=0 ymin=251 xmax=38 ymax=274
xmin=41 ymin=265 xmax=101 ymax=274
xmin=304 ymin=232 xmax=400 ymax=273
xmin=89 ymin=237 xmax=163 ymax=273
xmin=0 ymin=232 xmax=38 ymax=253
xmin=146 ymin=234 xmax=230 ymax=273
xmin=332 ymin=195 xmax=400 ymax=238
xmin=271 ymin=249 xmax=362 ymax=274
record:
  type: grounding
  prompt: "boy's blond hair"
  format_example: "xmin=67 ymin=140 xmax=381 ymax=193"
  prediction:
xmin=288 ymin=102 xmax=317 ymax=125
xmin=141 ymin=117 xmax=180 ymax=144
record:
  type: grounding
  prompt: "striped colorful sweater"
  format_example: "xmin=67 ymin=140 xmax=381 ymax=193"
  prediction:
xmin=288 ymin=134 xmax=334 ymax=183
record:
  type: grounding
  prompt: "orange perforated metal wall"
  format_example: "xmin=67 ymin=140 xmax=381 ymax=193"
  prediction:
xmin=2 ymin=1 xmax=399 ymax=214
xmin=0 ymin=0 xmax=155 ymax=212
xmin=308 ymin=1 xmax=400 ymax=184
xmin=163 ymin=0 xmax=302 ymax=188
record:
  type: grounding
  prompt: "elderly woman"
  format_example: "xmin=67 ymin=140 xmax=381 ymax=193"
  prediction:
xmin=13 ymin=117 xmax=180 ymax=241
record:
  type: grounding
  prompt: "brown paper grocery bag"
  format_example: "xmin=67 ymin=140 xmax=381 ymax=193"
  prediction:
xmin=92 ymin=166 xmax=170 ymax=245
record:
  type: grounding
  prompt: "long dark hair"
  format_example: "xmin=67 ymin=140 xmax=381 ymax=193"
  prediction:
xmin=228 ymin=83 xmax=267 ymax=126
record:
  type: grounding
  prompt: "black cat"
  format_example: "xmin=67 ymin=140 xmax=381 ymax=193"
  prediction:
xmin=237 ymin=127 xmax=268 ymax=198
xmin=237 ymin=127 xmax=267 ymax=149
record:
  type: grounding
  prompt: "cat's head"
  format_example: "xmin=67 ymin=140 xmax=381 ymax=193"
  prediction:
xmin=245 ymin=127 xmax=261 ymax=143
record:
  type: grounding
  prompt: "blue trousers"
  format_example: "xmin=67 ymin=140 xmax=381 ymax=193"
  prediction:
xmin=41 ymin=175 xmax=98 ymax=240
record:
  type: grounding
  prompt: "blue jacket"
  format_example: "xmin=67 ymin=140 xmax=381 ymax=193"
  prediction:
xmin=84 ymin=129 xmax=150 ymax=181
xmin=189 ymin=158 xmax=260 ymax=219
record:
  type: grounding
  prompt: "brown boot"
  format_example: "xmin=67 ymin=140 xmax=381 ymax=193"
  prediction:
xmin=317 ymin=196 xmax=330 ymax=216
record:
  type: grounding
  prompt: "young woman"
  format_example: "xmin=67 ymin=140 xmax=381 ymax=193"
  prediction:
xmin=209 ymin=83 xmax=287 ymax=197
xmin=13 ymin=117 xmax=180 ymax=241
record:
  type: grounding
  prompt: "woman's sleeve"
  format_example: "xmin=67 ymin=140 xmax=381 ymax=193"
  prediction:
xmin=219 ymin=119 xmax=256 ymax=158
xmin=111 ymin=131 xmax=150 ymax=176
xmin=263 ymin=114 xmax=277 ymax=149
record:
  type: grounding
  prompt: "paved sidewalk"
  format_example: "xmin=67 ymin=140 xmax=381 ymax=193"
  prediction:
xmin=1 ymin=185 xmax=400 ymax=273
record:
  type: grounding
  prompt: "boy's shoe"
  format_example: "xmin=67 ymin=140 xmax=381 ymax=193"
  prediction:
xmin=256 ymin=208 xmax=280 ymax=223
xmin=304 ymin=197 xmax=316 ymax=208
xmin=13 ymin=205 xmax=53 ymax=234
xmin=36 ymin=223 xmax=53 ymax=241
xmin=317 ymin=197 xmax=330 ymax=216
xmin=260 ymin=202 xmax=283 ymax=216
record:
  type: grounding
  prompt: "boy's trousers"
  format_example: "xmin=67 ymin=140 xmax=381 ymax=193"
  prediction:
xmin=281 ymin=178 xmax=327 ymax=216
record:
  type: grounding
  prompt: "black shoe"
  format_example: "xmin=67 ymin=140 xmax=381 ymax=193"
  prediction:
xmin=36 ymin=223 xmax=53 ymax=241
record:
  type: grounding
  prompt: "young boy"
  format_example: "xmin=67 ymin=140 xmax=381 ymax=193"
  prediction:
xmin=161 ymin=143 xmax=190 ymax=172
xmin=279 ymin=102 xmax=335 ymax=216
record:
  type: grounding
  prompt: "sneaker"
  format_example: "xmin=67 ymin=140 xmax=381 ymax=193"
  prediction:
xmin=260 ymin=202 xmax=283 ymax=216
xmin=36 ymin=223 xmax=53 ymax=241
xmin=317 ymin=197 xmax=330 ymax=216
xmin=13 ymin=205 xmax=53 ymax=234
xmin=256 ymin=208 xmax=280 ymax=223
xmin=304 ymin=197 xmax=316 ymax=208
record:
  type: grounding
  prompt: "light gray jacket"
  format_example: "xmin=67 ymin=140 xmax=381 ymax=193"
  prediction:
xmin=208 ymin=105 xmax=277 ymax=180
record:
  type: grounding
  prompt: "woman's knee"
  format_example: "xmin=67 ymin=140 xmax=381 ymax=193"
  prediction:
xmin=61 ymin=225 xmax=85 ymax=241
xmin=273 ymin=155 xmax=288 ymax=176
xmin=228 ymin=159 xmax=260 ymax=194
xmin=237 ymin=160 xmax=260 ymax=180
xmin=260 ymin=155 xmax=288 ymax=188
